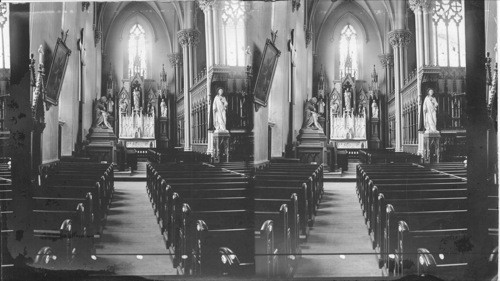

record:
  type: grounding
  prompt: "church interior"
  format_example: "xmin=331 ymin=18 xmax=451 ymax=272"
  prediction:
xmin=0 ymin=0 xmax=499 ymax=280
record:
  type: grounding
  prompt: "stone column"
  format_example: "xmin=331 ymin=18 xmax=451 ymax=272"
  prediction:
xmin=168 ymin=53 xmax=182 ymax=147
xmin=464 ymin=1 xmax=489 ymax=278
xmin=410 ymin=0 xmax=433 ymax=134
xmin=178 ymin=30 xmax=191 ymax=151
xmin=198 ymin=0 xmax=215 ymax=155
xmin=389 ymin=29 xmax=411 ymax=151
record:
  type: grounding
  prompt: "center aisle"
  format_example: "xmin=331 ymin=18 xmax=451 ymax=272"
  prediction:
xmin=295 ymin=182 xmax=382 ymax=278
xmin=92 ymin=181 xmax=176 ymax=276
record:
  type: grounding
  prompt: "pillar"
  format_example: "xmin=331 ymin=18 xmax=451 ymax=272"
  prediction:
xmin=464 ymin=0 xmax=489 ymax=278
xmin=177 ymin=28 xmax=200 ymax=152
xmin=168 ymin=52 xmax=182 ymax=147
xmin=198 ymin=0 xmax=215 ymax=155
xmin=410 ymin=0 xmax=433 ymax=133
xmin=389 ymin=29 xmax=411 ymax=151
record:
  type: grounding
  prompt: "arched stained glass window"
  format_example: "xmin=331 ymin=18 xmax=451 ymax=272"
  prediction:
xmin=433 ymin=0 xmax=465 ymax=67
xmin=221 ymin=0 xmax=246 ymax=66
xmin=128 ymin=23 xmax=147 ymax=77
xmin=339 ymin=24 xmax=358 ymax=79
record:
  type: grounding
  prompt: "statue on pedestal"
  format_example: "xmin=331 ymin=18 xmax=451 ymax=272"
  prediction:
xmin=317 ymin=96 xmax=326 ymax=117
xmin=94 ymin=96 xmax=113 ymax=130
xmin=160 ymin=98 xmax=168 ymax=117
xmin=133 ymin=87 xmax=140 ymax=111
xmin=371 ymin=100 xmax=379 ymax=119
xmin=301 ymin=97 xmax=323 ymax=132
xmin=423 ymin=88 xmax=439 ymax=133
xmin=213 ymin=88 xmax=228 ymax=132
xmin=344 ymin=89 xmax=352 ymax=112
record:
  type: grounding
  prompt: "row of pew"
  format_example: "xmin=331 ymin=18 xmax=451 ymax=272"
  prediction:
xmin=146 ymin=162 xmax=254 ymax=276
xmin=253 ymin=162 xmax=323 ymax=278
xmin=356 ymin=162 xmax=498 ymax=279
xmin=30 ymin=159 xmax=115 ymax=267
xmin=145 ymin=159 xmax=324 ymax=278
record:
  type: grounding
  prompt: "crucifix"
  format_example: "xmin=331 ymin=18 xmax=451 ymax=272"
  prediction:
xmin=76 ymin=28 xmax=86 ymax=151
xmin=286 ymin=29 xmax=297 ymax=156
xmin=77 ymin=28 xmax=86 ymax=102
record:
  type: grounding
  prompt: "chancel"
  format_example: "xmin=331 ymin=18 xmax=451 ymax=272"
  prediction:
xmin=0 ymin=0 xmax=498 ymax=280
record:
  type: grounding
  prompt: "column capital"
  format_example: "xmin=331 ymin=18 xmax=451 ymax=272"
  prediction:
xmin=177 ymin=28 xmax=201 ymax=47
xmin=305 ymin=30 xmax=313 ymax=48
xmin=408 ymin=0 xmax=433 ymax=12
xmin=378 ymin=54 xmax=394 ymax=68
xmin=168 ymin=53 xmax=182 ymax=67
xmin=388 ymin=29 xmax=412 ymax=48
xmin=197 ymin=0 xmax=215 ymax=12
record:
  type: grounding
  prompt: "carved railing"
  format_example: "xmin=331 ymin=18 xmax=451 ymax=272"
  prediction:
xmin=401 ymin=73 xmax=418 ymax=147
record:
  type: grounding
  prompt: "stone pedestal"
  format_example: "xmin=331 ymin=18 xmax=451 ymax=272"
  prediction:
xmin=158 ymin=117 xmax=169 ymax=149
xmin=422 ymin=131 xmax=441 ymax=163
xmin=369 ymin=118 xmax=381 ymax=149
xmin=296 ymin=128 xmax=328 ymax=164
xmin=87 ymin=127 xmax=117 ymax=163
xmin=213 ymin=130 xmax=230 ymax=163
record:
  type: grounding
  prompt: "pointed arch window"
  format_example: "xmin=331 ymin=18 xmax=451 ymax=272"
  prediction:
xmin=339 ymin=24 xmax=358 ymax=79
xmin=128 ymin=23 xmax=147 ymax=77
xmin=221 ymin=0 xmax=246 ymax=66
xmin=433 ymin=0 xmax=465 ymax=67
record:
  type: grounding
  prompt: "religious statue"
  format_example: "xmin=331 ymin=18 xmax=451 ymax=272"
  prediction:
xmin=160 ymin=98 xmax=168 ymax=117
xmin=317 ymin=96 xmax=326 ymax=117
xmin=107 ymin=95 xmax=114 ymax=114
xmin=358 ymin=103 xmax=365 ymax=117
xmin=423 ymin=88 xmax=439 ymax=133
xmin=94 ymin=96 xmax=113 ymax=130
xmin=371 ymin=100 xmax=379 ymax=119
xmin=213 ymin=88 xmax=228 ymax=132
xmin=147 ymin=102 xmax=155 ymax=117
xmin=133 ymin=87 xmax=140 ymax=111
xmin=302 ymin=97 xmax=323 ymax=132
xmin=332 ymin=102 xmax=339 ymax=116
xmin=344 ymin=89 xmax=352 ymax=112
xmin=119 ymin=99 xmax=128 ymax=115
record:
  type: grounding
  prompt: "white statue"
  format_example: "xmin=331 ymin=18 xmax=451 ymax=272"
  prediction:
xmin=147 ymin=102 xmax=155 ymax=116
xmin=423 ymin=88 xmax=439 ymax=133
xmin=133 ymin=87 xmax=140 ymax=110
xmin=317 ymin=97 xmax=326 ymax=116
xmin=371 ymin=100 xmax=379 ymax=119
xmin=107 ymin=95 xmax=114 ymax=114
xmin=160 ymin=98 xmax=168 ymax=117
xmin=344 ymin=89 xmax=352 ymax=111
xmin=213 ymin=88 xmax=228 ymax=132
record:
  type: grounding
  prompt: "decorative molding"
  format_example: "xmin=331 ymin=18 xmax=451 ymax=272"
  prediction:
xmin=168 ymin=53 xmax=182 ymax=67
xmin=388 ymin=29 xmax=412 ymax=48
xmin=305 ymin=30 xmax=313 ymax=48
xmin=197 ymin=0 xmax=215 ymax=12
xmin=82 ymin=2 xmax=91 ymax=13
xmin=31 ymin=46 xmax=46 ymax=133
xmin=95 ymin=29 xmax=102 ymax=46
xmin=378 ymin=54 xmax=394 ymax=68
xmin=177 ymin=28 xmax=200 ymax=47
xmin=409 ymin=0 xmax=433 ymax=12
xmin=292 ymin=0 xmax=301 ymax=13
